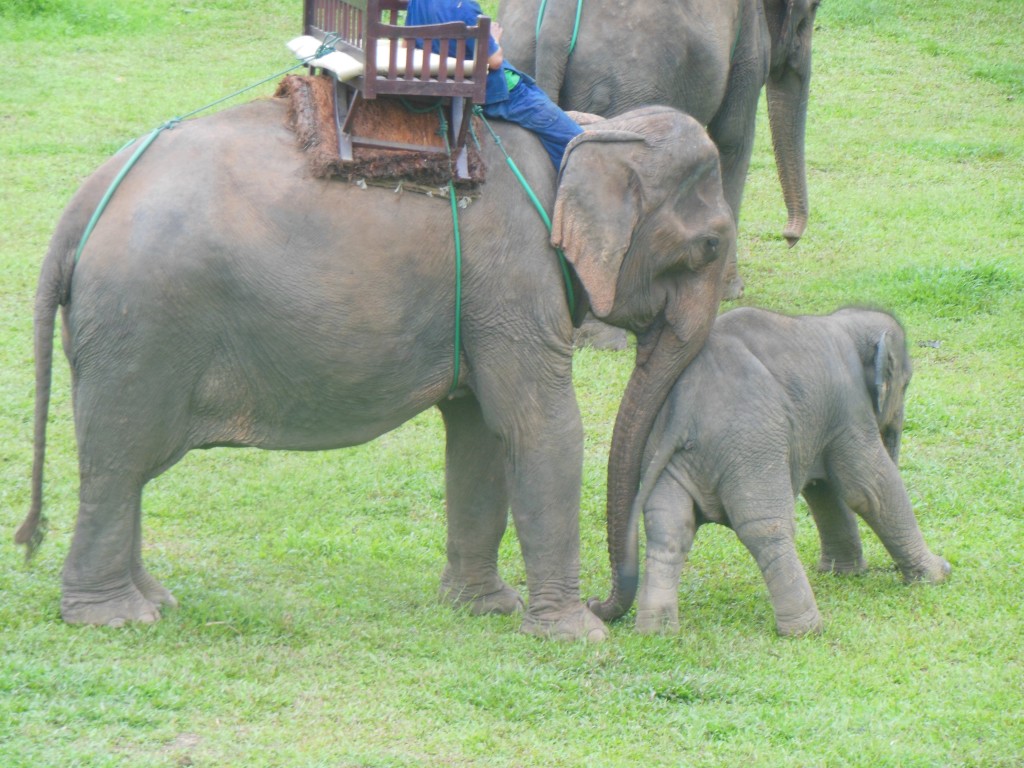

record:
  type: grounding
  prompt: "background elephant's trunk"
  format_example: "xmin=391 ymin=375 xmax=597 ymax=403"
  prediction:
xmin=767 ymin=70 xmax=810 ymax=247
xmin=589 ymin=317 xmax=710 ymax=622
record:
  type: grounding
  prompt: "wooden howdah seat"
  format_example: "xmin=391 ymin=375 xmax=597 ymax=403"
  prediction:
xmin=294 ymin=0 xmax=490 ymax=180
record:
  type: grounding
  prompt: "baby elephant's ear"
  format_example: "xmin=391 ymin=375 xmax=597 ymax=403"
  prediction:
xmin=873 ymin=331 xmax=907 ymax=420
xmin=873 ymin=331 xmax=891 ymax=417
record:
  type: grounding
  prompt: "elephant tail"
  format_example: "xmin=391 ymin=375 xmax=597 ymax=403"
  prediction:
xmin=15 ymin=232 xmax=76 ymax=559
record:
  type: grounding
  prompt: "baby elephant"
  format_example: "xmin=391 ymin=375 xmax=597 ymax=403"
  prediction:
xmin=633 ymin=307 xmax=950 ymax=636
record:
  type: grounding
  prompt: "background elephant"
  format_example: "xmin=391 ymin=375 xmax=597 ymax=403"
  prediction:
xmin=498 ymin=0 xmax=819 ymax=298
xmin=17 ymin=98 xmax=735 ymax=640
xmin=589 ymin=307 xmax=950 ymax=635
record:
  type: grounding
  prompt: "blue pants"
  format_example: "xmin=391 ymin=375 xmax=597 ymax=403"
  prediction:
xmin=483 ymin=80 xmax=583 ymax=169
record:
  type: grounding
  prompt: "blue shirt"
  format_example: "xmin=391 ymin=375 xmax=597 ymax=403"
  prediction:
xmin=405 ymin=0 xmax=515 ymax=104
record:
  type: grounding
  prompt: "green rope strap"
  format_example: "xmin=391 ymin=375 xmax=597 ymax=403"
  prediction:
xmin=75 ymin=39 xmax=340 ymax=264
xmin=475 ymin=110 xmax=576 ymax=318
xmin=447 ymin=179 xmax=463 ymax=394
xmin=426 ymin=104 xmax=465 ymax=396
xmin=536 ymin=0 xmax=584 ymax=55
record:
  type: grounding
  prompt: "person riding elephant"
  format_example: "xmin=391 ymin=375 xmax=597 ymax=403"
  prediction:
xmin=588 ymin=307 xmax=951 ymax=636
xmin=406 ymin=0 xmax=582 ymax=168
xmin=17 ymin=94 xmax=735 ymax=641
xmin=498 ymin=0 xmax=820 ymax=299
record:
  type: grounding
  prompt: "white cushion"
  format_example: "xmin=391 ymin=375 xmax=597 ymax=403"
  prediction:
xmin=287 ymin=35 xmax=468 ymax=83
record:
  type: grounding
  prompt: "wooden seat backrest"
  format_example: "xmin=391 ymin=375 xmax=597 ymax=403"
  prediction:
xmin=303 ymin=0 xmax=489 ymax=102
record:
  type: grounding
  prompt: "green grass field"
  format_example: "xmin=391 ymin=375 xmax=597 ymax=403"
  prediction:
xmin=1 ymin=0 xmax=1022 ymax=765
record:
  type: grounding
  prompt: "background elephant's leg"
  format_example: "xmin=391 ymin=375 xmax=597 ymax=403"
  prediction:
xmin=636 ymin=472 xmax=696 ymax=634
xmin=832 ymin=443 xmax=950 ymax=584
xmin=437 ymin=396 xmax=523 ymax=615
xmin=706 ymin=42 xmax=769 ymax=301
xmin=572 ymin=313 xmax=629 ymax=351
xmin=802 ymin=479 xmax=866 ymax=575
xmin=727 ymin=479 xmax=822 ymax=635
xmin=61 ymin=472 xmax=161 ymax=626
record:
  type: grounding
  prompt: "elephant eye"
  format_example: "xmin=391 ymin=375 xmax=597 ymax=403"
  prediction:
xmin=688 ymin=235 xmax=721 ymax=269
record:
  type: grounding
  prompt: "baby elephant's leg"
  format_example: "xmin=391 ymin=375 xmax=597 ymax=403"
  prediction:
xmin=637 ymin=474 xmax=696 ymax=634
xmin=803 ymin=480 xmax=867 ymax=575
xmin=728 ymin=480 xmax=823 ymax=636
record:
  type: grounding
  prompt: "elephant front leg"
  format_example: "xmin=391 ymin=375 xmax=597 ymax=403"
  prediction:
xmin=729 ymin=485 xmax=823 ymax=636
xmin=62 ymin=473 xmax=164 ymax=626
xmin=837 ymin=448 xmax=951 ymax=585
xmin=502 ymin=409 xmax=606 ymax=641
xmin=438 ymin=397 xmax=523 ymax=616
xmin=803 ymin=480 xmax=866 ymax=575
xmin=636 ymin=475 xmax=696 ymax=634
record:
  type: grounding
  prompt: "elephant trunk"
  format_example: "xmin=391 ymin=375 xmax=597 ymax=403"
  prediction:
xmin=589 ymin=314 xmax=713 ymax=621
xmin=766 ymin=65 xmax=810 ymax=246
xmin=883 ymin=419 xmax=904 ymax=466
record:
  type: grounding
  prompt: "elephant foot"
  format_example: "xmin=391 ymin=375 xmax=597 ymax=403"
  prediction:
xmin=132 ymin=565 xmax=179 ymax=609
xmin=520 ymin=603 xmax=608 ymax=642
xmin=573 ymin=316 xmax=629 ymax=351
xmin=901 ymin=555 xmax=951 ymax=585
xmin=61 ymin=583 xmax=162 ymax=627
xmin=774 ymin=606 xmax=823 ymax=637
xmin=722 ymin=273 xmax=745 ymax=301
xmin=439 ymin=570 xmax=524 ymax=616
xmin=635 ymin=605 xmax=680 ymax=635
xmin=818 ymin=556 xmax=867 ymax=576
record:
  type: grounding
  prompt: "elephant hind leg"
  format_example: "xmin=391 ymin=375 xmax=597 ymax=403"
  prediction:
xmin=62 ymin=474 xmax=167 ymax=626
xmin=803 ymin=479 xmax=866 ymax=575
xmin=62 ymin=378 xmax=189 ymax=625
xmin=131 ymin=515 xmax=178 ymax=610
xmin=437 ymin=395 xmax=523 ymax=616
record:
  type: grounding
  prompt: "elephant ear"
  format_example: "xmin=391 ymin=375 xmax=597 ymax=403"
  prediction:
xmin=872 ymin=330 xmax=908 ymax=423
xmin=552 ymin=129 xmax=646 ymax=318
xmin=873 ymin=331 xmax=892 ymax=418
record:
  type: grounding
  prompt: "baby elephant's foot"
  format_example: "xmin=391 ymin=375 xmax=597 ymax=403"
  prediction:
xmin=61 ymin=583 xmax=162 ymax=627
xmin=818 ymin=556 xmax=867 ymax=576
xmin=775 ymin=606 xmax=823 ymax=637
xmin=901 ymin=555 xmax=951 ymax=585
xmin=635 ymin=604 xmax=680 ymax=635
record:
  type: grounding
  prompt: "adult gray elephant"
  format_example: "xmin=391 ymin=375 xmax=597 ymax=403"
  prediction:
xmin=590 ymin=307 xmax=950 ymax=635
xmin=498 ymin=0 xmax=819 ymax=297
xmin=16 ymin=98 xmax=735 ymax=641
